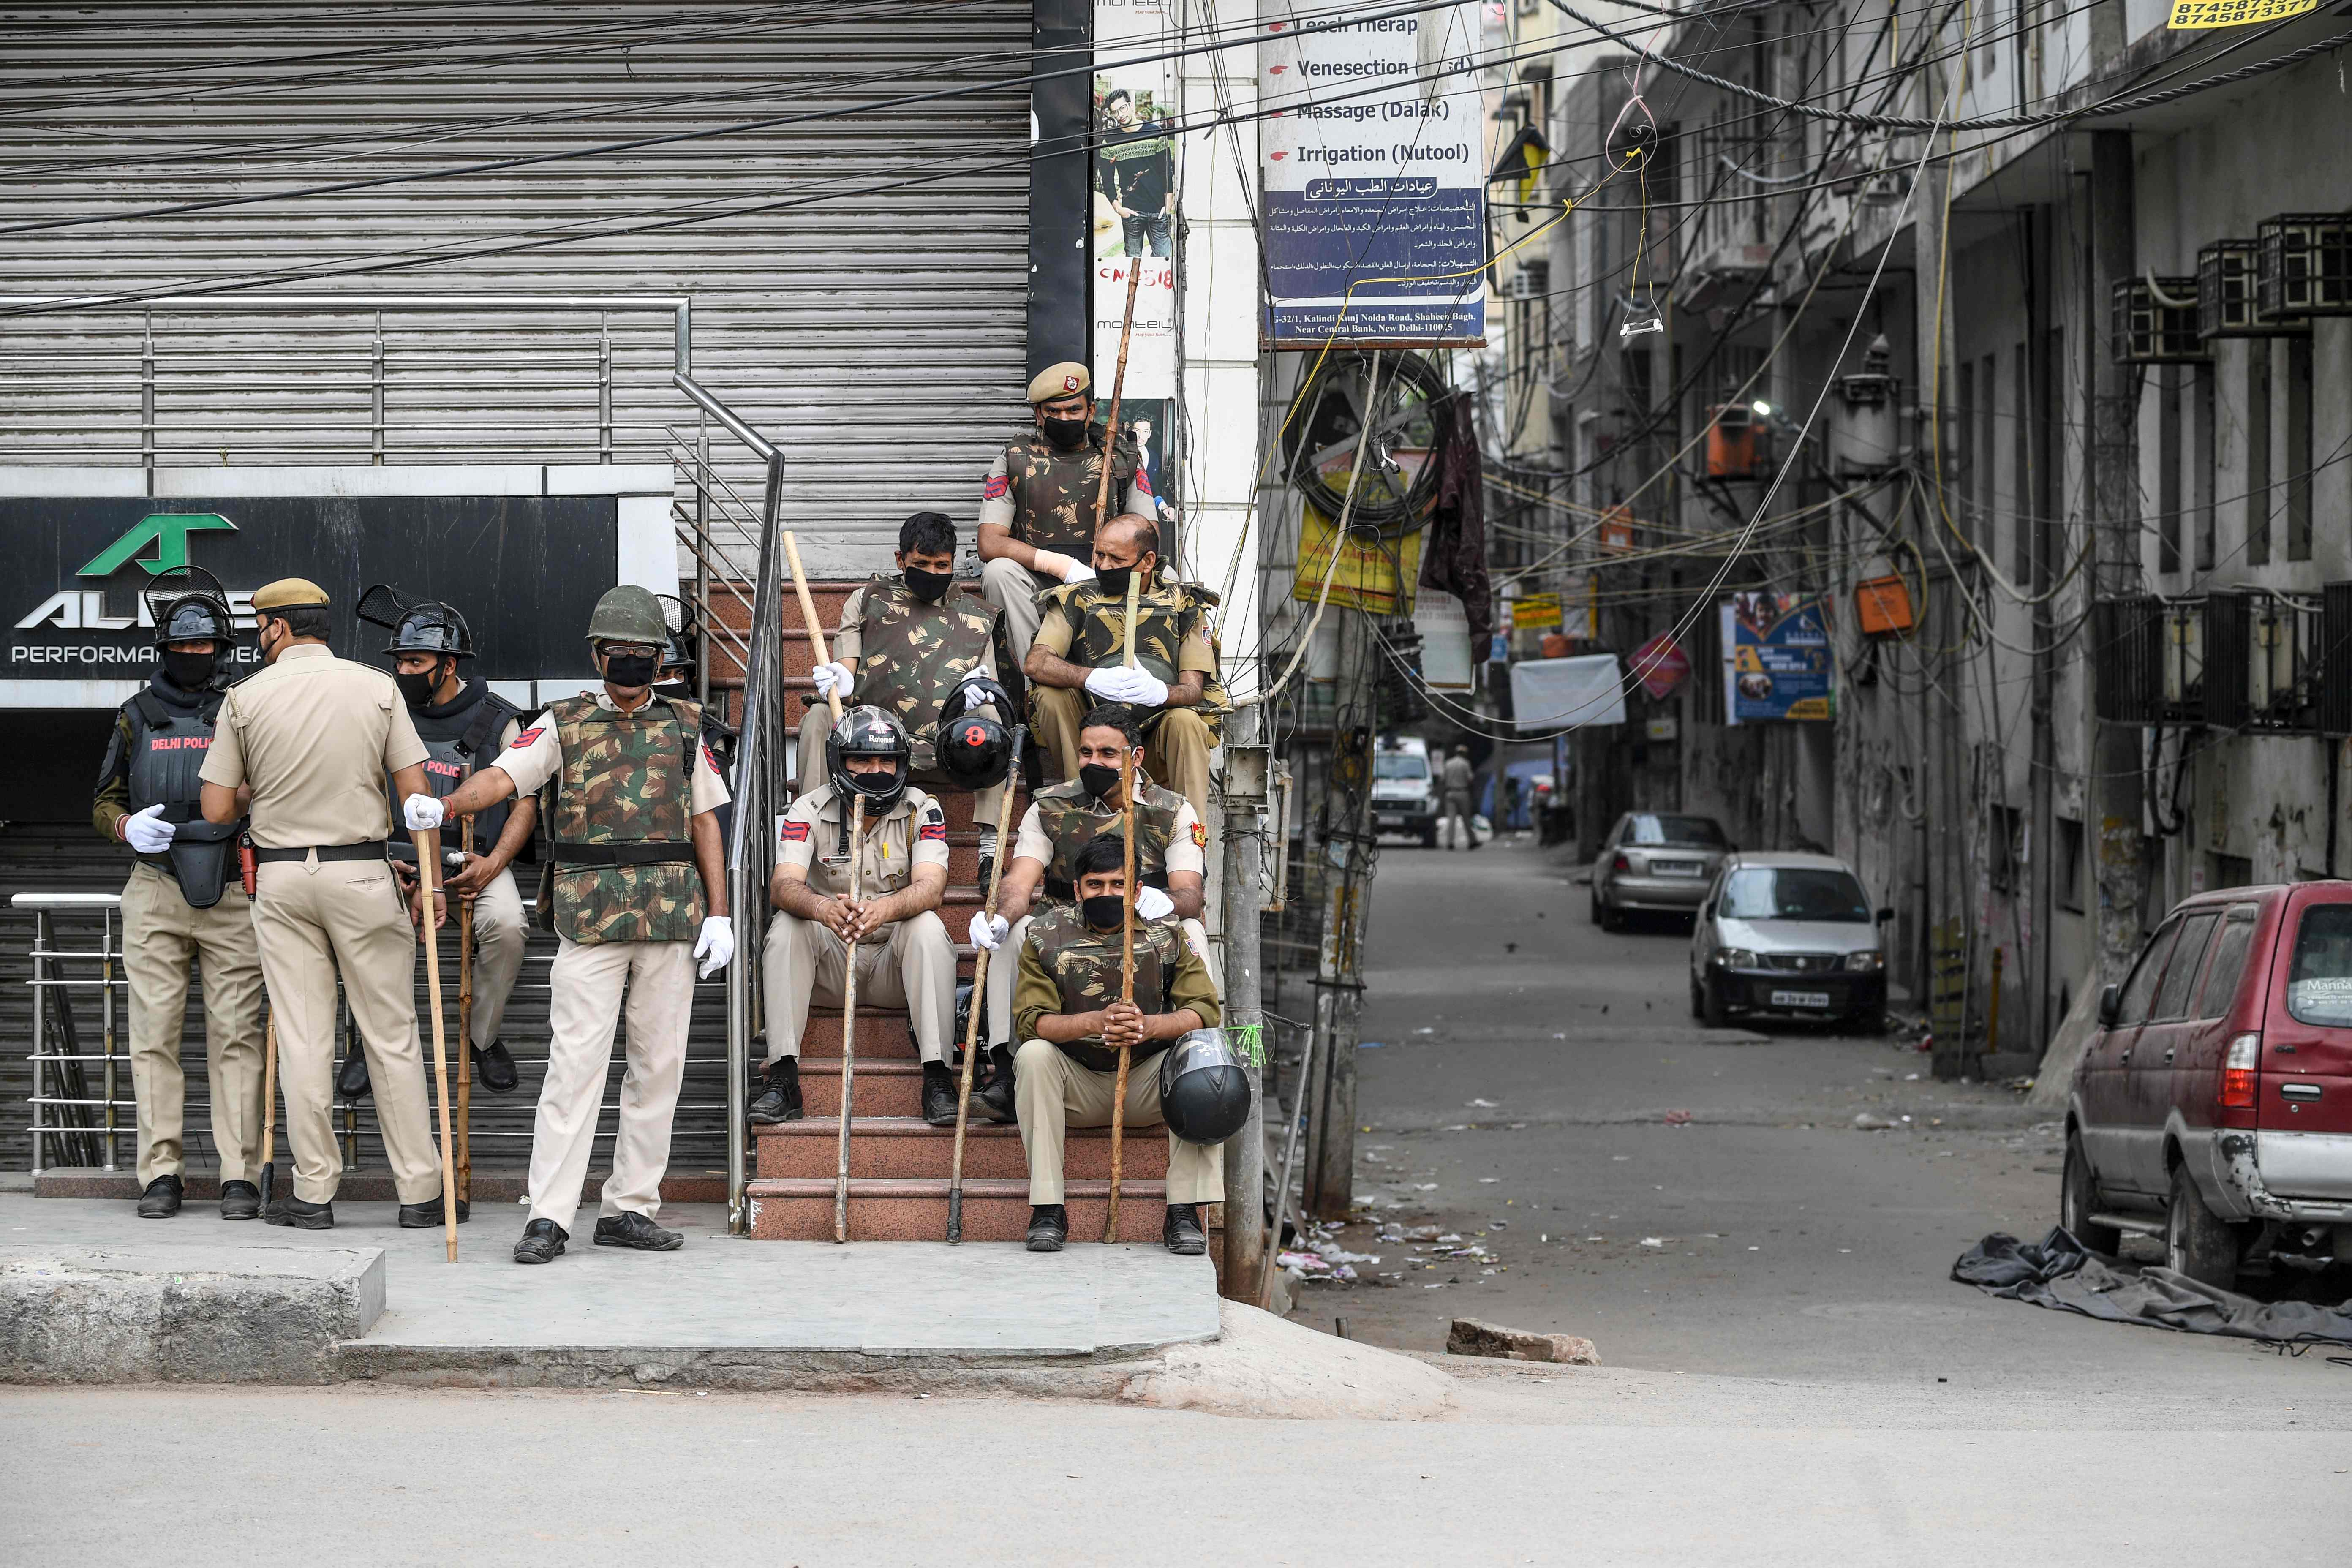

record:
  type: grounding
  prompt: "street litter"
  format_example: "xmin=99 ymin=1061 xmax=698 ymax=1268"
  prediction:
xmin=1468 ymin=1098 xmax=1499 ymax=1108
xmin=1415 ymin=1027 xmax=1435 ymax=1035
xmin=1478 ymin=1177 xmax=1500 ymax=1183
xmin=1639 ymin=1237 xmax=1664 ymax=1248
xmin=1360 ymin=1040 xmax=1386 ymax=1049
xmin=1853 ymin=1112 xmax=1897 ymax=1130
xmin=1664 ymin=1109 xmax=1692 ymax=1125
xmin=1954 ymin=1229 xmax=2352 ymax=1348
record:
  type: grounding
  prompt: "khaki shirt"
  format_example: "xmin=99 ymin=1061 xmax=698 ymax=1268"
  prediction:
xmin=780 ymin=782 xmax=950 ymax=942
xmin=199 ymin=644 xmax=427 ymax=849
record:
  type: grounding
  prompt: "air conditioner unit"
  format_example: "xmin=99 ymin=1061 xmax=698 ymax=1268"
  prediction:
xmin=2111 ymin=277 xmax=2206 ymax=364
xmin=2199 ymin=239 xmax=2310 ymax=340
xmin=2258 ymin=212 xmax=2352 ymax=318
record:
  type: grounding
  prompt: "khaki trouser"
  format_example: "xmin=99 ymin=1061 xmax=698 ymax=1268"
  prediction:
xmin=1032 ymin=687 xmax=1213 ymax=822
xmin=120 ymin=863 xmax=267 ymax=1186
xmin=1013 ymin=1039 xmax=1223 ymax=1206
xmin=459 ymin=866 xmax=528 ymax=1049
xmin=983 ymin=911 xmax=1212 ymax=1051
xmin=795 ymin=705 xmax=1005 ymax=830
xmin=980 ymin=557 xmax=1056 ymax=674
xmin=1442 ymin=790 xmax=1476 ymax=848
xmin=762 ymin=909 xmax=956 ymax=1062
xmin=253 ymin=855 xmax=443 ymax=1205
xmin=527 ymin=937 xmax=694 ymax=1235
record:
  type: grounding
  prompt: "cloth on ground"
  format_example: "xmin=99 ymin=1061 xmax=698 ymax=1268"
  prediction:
xmin=1952 ymin=1227 xmax=2352 ymax=1348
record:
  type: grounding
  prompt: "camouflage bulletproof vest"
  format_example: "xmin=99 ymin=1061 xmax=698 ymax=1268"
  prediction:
xmin=852 ymin=575 xmax=999 ymax=771
xmin=1028 ymin=905 xmax=1184 ymax=1072
xmin=1040 ymin=577 xmax=1193 ymax=687
xmin=546 ymin=694 xmax=704 ymax=945
xmin=1002 ymin=425 xmax=1141 ymax=557
xmin=1032 ymin=777 xmax=1182 ymax=905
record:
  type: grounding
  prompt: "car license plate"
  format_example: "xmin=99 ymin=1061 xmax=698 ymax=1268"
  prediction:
xmin=1771 ymin=990 xmax=1833 ymax=1009
xmin=1378 ymin=814 xmax=1405 ymax=828
xmin=1654 ymin=861 xmax=1703 ymax=877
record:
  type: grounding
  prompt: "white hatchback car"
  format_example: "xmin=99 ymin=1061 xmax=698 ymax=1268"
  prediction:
xmin=1689 ymin=852 xmax=1893 ymax=1031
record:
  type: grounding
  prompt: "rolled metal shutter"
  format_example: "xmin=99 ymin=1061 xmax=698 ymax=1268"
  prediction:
xmin=0 ymin=4 xmax=1035 ymax=567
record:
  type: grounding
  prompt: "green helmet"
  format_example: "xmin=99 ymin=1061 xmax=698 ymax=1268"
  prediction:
xmin=584 ymin=584 xmax=667 ymax=646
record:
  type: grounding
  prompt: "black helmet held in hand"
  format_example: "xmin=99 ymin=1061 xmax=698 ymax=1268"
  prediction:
xmin=826 ymin=704 xmax=913 ymax=814
xmin=1158 ymin=1028 xmax=1254 ymax=1145
xmin=935 ymin=678 xmax=1016 ymax=790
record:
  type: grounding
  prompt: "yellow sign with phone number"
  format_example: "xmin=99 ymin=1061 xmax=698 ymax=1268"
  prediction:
xmin=2169 ymin=0 xmax=2314 ymax=29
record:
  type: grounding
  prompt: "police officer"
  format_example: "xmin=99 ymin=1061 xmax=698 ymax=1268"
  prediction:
xmin=976 ymin=362 xmax=1154 ymax=673
xmin=196 ymin=579 xmax=454 ymax=1231
xmin=342 ymin=593 xmax=528 ymax=1100
xmin=413 ymin=585 xmax=734 ymax=1265
xmin=93 ymin=573 xmax=265 ymax=1220
xmin=751 ymin=706 xmax=961 ymax=1128
xmin=802 ymin=510 xmax=1008 ymax=847
xmin=1011 ymin=834 xmax=1221 ymax=1254
xmin=1024 ymin=512 xmax=1219 ymax=820
xmin=970 ymin=702 xmax=1207 ymax=1119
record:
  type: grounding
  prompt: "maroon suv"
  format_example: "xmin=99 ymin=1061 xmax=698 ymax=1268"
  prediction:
xmin=2063 ymin=882 xmax=2352 ymax=1291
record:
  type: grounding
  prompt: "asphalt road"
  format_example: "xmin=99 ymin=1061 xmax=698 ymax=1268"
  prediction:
xmin=1293 ymin=834 xmax=2348 ymax=1401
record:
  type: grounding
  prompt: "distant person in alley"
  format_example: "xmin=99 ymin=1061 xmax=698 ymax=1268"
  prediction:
xmin=1440 ymin=743 xmax=1478 ymax=850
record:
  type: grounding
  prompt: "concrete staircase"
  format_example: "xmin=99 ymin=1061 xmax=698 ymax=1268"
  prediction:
xmin=718 ymin=580 xmax=1171 ymax=1244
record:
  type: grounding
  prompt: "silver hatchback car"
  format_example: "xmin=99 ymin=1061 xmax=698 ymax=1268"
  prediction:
xmin=1590 ymin=812 xmax=1731 ymax=929
xmin=1688 ymin=852 xmax=1893 ymax=1030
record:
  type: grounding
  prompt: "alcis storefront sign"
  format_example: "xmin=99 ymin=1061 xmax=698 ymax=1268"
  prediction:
xmin=4 ymin=494 xmax=620 ymax=705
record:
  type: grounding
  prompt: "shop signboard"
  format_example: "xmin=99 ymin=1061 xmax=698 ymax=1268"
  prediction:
xmin=1720 ymin=591 xmax=1833 ymax=723
xmin=1259 ymin=4 xmax=1486 ymax=346
xmin=1629 ymin=629 xmax=1690 ymax=700
xmin=4 ymin=493 xmax=625 ymax=708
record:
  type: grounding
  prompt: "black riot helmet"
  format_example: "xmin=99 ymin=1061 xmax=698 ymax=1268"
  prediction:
xmin=381 ymin=603 xmax=474 ymax=660
xmin=934 ymin=678 xmax=1016 ymax=790
xmin=826 ymin=705 xmax=913 ymax=815
xmin=1158 ymin=1029 xmax=1254 ymax=1145
xmin=654 ymin=593 xmax=698 ymax=691
xmin=142 ymin=565 xmax=235 ymax=650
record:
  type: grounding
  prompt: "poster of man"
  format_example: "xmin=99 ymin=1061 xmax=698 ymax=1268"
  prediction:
xmin=1095 ymin=85 xmax=1173 ymax=259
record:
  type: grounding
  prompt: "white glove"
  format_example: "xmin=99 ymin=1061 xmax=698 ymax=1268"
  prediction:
xmin=1059 ymin=560 xmax=1097 ymax=586
xmin=1136 ymin=886 xmax=1175 ymax=921
xmin=969 ymin=911 xmax=1009 ymax=951
xmin=122 ymin=803 xmax=177 ymax=855
xmin=694 ymin=915 xmax=735 ymax=978
xmin=1083 ymin=664 xmax=1145 ymax=702
xmin=402 ymin=793 xmax=446 ymax=831
xmin=1124 ymin=668 xmax=1170 ymax=708
xmin=955 ymin=675 xmax=1000 ymax=714
xmin=1035 ymin=550 xmax=1095 ymax=586
xmin=811 ymin=661 xmax=854 ymax=701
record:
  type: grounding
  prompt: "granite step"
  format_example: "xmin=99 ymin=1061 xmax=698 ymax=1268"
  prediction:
xmin=745 ymin=1177 xmax=1166 ymax=1242
xmin=754 ymin=1116 xmax=1169 ymax=1183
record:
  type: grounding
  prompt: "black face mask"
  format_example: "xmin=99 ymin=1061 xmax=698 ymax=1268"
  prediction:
xmin=1042 ymin=416 xmax=1090 ymax=451
xmin=161 ymin=651 xmax=216 ymax=691
xmin=1092 ymin=564 xmax=1133 ymax=601
xmin=394 ymin=669 xmax=438 ymax=710
xmin=604 ymin=652 xmax=656 ymax=690
xmin=653 ymin=679 xmax=694 ymax=702
xmin=1079 ymin=762 xmax=1123 ymax=801
xmin=1081 ymin=894 xmax=1127 ymax=931
xmin=903 ymin=567 xmax=953 ymax=604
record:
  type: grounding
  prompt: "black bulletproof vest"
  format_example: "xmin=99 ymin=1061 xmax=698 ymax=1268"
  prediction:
xmin=389 ymin=680 xmax=517 ymax=860
xmin=125 ymin=686 xmax=223 ymax=829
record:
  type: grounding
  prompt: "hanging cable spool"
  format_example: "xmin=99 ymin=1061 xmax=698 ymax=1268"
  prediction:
xmin=1281 ymin=349 xmax=1448 ymax=536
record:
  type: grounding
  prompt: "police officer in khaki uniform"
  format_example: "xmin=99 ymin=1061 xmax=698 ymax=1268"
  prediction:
xmin=95 ymin=573 xmax=265 ymax=1220
xmin=801 ymin=510 xmax=1008 ymax=839
xmin=970 ymin=702 xmax=1207 ymax=1113
xmin=1024 ymin=512 xmax=1219 ymax=820
xmin=416 ymin=584 xmax=734 ymax=1265
xmin=1012 ymin=833 xmax=1222 ymax=1254
xmin=196 ymin=578 xmax=454 ymax=1231
xmin=751 ymin=706 xmax=960 ymax=1127
xmin=976 ymin=362 xmax=1154 ymax=672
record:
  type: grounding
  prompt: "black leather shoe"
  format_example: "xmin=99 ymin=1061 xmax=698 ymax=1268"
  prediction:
xmin=337 ymin=1050 xmax=370 ymax=1101
xmin=1026 ymin=1203 xmax=1068 ymax=1252
xmin=975 ymin=851 xmax=995 ymax=896
xmin=136 ymin=1174 xmax=183 ymax=1218
xmin=471 ymin=1039 xmax=519 ymax=1094
xmin=266 ymin=1195 xmax=334 ymax=1229
xmin=748 ymin=1056 xmax=802 ymax=1124
xmin=398 ymin=1193 xmax=471 ymax=1228
xmin=593 ymin=1211 xmax=684 ymax=1251
xmin=1163 ymin=1203 xmax=1207 ymax=1256
xmin=219 ymin=1180 xmax=260 ymax=1221
xmin=974 ymin=1043 xmax=1018 ymax=1124
xmin=921 ymin=1060 xmax=960 ymax=1127
xmin=513 ymin=1218 xmax=567 ymax=1264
